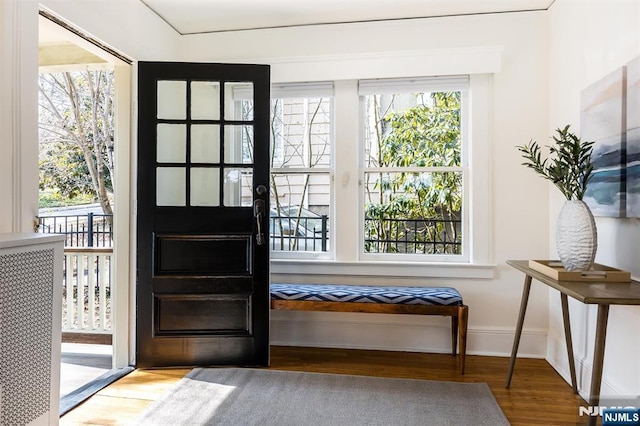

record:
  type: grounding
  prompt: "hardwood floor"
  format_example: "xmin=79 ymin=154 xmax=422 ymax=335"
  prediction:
xmin=60 ymin=346 xmax=589 ymax=425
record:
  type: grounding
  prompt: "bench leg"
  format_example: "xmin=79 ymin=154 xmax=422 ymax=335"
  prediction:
xmin=458 ymin=305 xmax=469 ymax=375
xmin=451 ymin=314 xmax=458 ymax=357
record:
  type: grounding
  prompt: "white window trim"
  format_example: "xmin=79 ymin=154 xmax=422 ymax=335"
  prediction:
xmin=270 ymin=75 xmax=494 ymax=279
xmin=269 ymin=47 xmax=503 ymax=83
xmin=467 ymin=74 xmax=492 ymax=265
xmin=271 ymin=81 xmax=334 ymax=98
xmin=271 ymin=259 xmax=495 ymax=279
xmin=358 ymin=75 xmax=470 ymax=95
xmin=269 ymin=83 xmax=335 ymax=260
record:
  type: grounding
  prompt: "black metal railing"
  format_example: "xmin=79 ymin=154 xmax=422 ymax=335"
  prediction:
xmin=38 ymin=213 xmax=462 ymax=254
xmin=38 ymin=213 xmax=113 ymax=247
xmin=364 ymin=217 xmax=462 ymax=255
xmin=269 ymin=215 xmax=329 ymax=252
xmin=38 ymin=214 xmax=458 ymax=254
xmin=38 ymin=212 xmax=331 ymax=252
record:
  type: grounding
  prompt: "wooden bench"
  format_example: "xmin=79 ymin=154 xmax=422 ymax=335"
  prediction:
xmin=270 ymin=284 xmax=468 ymax=374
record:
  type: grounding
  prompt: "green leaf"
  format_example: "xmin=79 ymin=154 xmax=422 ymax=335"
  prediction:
xmin=516 ymin=125 xmax=593 ymax=200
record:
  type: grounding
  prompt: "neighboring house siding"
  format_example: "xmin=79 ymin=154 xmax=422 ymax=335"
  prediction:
xmin=272 ymin=97 xmax=331 ymax=211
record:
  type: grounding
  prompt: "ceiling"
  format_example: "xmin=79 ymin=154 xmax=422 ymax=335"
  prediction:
xmin=38 ymin=0 xmax=554 ymax=67
xmin=141 ymin=0 xmax=555 ymax=35
xmin=39 ymin=14 xmax=125 ymax=70
xmin=39 ymin=20 xmax=105 ymax=70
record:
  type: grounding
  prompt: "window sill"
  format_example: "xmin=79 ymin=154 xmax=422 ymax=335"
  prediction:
xmin=270 ymin=259 xmax=495 ymax=279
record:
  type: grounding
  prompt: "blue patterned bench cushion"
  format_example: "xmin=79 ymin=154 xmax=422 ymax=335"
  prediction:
xmin=270 ymin=284 xmax=463 ymax=306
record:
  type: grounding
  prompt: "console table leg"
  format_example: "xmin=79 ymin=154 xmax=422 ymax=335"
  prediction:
xmin=560 ymin=293 xmax=578 ymax=394
xmin=587 ymin=304 xmax=609 ymax=426
xmin=505 ymin=274 xmax=532 ymax=388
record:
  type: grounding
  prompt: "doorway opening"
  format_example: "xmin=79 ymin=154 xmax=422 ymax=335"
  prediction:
xmin=37 ymin=11 xmax=133 ymax=414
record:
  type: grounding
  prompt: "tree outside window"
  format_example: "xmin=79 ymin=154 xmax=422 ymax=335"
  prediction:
xmin=363 ymin=91 xmax=463 ymax=255
xmin=38 ymin=70 xmax=115 ymax=215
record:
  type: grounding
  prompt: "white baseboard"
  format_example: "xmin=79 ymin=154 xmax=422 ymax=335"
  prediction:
xmin=546 ymin=334 xmax=621 ymax=400
xmin=270 ymin=312 xmax=547 ymax=358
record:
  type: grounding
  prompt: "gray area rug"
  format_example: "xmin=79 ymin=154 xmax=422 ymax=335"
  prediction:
xmin=136 ymin=368 xmax=510 ymax=426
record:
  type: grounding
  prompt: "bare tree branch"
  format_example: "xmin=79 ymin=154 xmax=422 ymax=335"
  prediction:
xmin=39 ymin=70 xmax=115 ymax=215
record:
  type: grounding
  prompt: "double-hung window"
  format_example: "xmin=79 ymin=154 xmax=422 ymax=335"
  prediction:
xmin=271 ymin=75 xmax=491 ymax=276
xmin=269 ymin=83 xmax=333 ymax=256
xmin=359 ymin=77 xmax=470 ymax=262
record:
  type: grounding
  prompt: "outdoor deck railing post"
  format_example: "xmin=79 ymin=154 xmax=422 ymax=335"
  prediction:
xmin=321 ymin=215 xmax=328 ymax=252
xmin=87 ymin=212 xmax=94 ymax=247
xmin=62 ymin=247 xmax=112 ymax=334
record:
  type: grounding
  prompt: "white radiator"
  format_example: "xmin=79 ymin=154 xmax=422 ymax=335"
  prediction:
xmin=0 ymin=234 xmax=64 ymax=426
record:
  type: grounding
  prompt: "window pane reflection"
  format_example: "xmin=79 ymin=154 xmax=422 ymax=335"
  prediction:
xmin=191 ymin=168 xmax=220 ymax=207
xmin=224 ymin=125 xmax=253 ymax=164
xmin=157 ymin=167 xmax=186 ymax=206
xmin=191 ymin=81 xmax=220 ymax=120
xmin=157 ymin=81 xmax=186 ymax=119
xmin=157 ymin=124 xmax=186 ymax=163
xmin=191 ymin=125 xmax=220 ymax=163
xmin=224 ymin=168 xmax=252 ymax=207
xmin=224 ymin=82 xmax=253 ymax=121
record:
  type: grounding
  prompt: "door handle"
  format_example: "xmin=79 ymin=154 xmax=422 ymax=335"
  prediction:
xmin=254 ymin=199 xmax=266 ymax=246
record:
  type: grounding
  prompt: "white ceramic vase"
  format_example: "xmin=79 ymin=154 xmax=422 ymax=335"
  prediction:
xmin=556 ymin=200 xmax=597 ymax=271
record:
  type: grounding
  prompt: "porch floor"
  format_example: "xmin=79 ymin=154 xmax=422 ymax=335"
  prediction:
xmin=60 ymin=343 xmax=112 ymax=397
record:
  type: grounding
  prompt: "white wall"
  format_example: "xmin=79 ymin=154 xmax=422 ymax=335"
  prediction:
xmin=14 ymin=3 xmax=555 ymax=361
xmin=548 ymin=0 xmax=640 ymax=400
xmin=39 ymin=0 xmax=181 ymax=61
xmin=18 ymin=0 xmax=639 ymax=394
xmin=174 ymin=12 xmax=552 ymax=357
xmin=0 ymin=0 xmax=39 ymax=233
xmin=1 ymin=0 xmax=179 ymax=227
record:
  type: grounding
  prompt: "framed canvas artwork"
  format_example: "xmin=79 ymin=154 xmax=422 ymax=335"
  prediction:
xmin=580 ymin=67 xmax=627 ymax=217
xmin=626 ymin=56 xmax=640 ymax=218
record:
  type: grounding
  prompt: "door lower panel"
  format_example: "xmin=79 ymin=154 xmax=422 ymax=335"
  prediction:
xmin=154 ymin=294 xmax=251 ymax=336
xmin=155 ymin=235 xmax=252 ymax=276
xmin=150 ymin=336 xmax=255 ymax=367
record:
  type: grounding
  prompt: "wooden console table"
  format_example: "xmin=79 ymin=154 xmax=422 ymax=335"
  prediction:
xmin=505 ymin=260 xmax=640 ymax=426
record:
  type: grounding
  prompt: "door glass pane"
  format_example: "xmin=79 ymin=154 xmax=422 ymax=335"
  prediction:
xmin=224 ymin=168 xmax=252 ymax=207
xmin=157 ymin=167 xmax=186 ymax=206
xmin=191 ymin=81 xmax=220 ymax=120
xmin=191 ymin=168 xmax=220 ymax=206
xmin=157 ymin=81 xmax=186 ymax=119
xmin=224 ymin=82 xmax=253 ymax=121
xmin=157 ymin=124 xmax=186 ymax=163
xmin=191 ymin=124 xmax=220 ymax=163
xmin=224 ymin=125 xmax=253 ymax=164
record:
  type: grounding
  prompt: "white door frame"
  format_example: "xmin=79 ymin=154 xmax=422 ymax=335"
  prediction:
xmin=38 ymin=11 xmax=133 ymax=368
xmin=112 ymin=63 xmax=132 ymax=368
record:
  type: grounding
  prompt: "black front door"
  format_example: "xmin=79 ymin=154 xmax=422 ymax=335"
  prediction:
xmin=136 ymin=62 xmax=270 ymax=367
